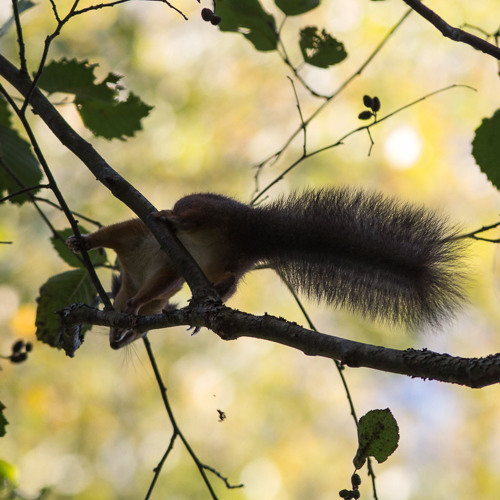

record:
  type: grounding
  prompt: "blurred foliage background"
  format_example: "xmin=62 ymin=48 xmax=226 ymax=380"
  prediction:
xmin=1 ymin=0 xmax=500 ymax=498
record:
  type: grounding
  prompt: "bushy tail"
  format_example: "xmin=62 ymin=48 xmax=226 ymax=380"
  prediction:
xmin=263 ymin=188 xmax=468 ymax=329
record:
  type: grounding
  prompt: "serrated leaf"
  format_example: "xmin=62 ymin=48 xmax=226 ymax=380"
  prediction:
xmin=37 ymin=58 xmax=152 ymax=140
xmin=76 ymin=92 xmax=152 ymax=141
xmin=51 ymin=227 xmax=107 ymax=268
xmin=35 ymin=269 xmax=98 ymax=350
xmin=0 ymin=100 xmax=43 ymax=205
xmin=275 ymin=0 xmax=320 ymax=16
xmin=299 ymin=26 xmax=347 ymax=68
xmin=37 ymin=58 xmax=117 ymax=101
xmin=217 ymin=0 xmax=278 ymax=52
xmin=353 ymin=409 xmax=399 ymax=469
xmin=472 ymin=109 xmax=500 ymax=190
xmin=0 ymin=402 xmax=8 ymax=438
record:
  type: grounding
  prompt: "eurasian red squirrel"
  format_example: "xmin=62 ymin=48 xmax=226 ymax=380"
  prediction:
xmin=66 ymin=188 xmax=467 ymax=349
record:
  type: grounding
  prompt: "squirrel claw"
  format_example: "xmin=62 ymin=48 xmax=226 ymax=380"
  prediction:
xmin=187 ymin=325 xmax=201 ymax=335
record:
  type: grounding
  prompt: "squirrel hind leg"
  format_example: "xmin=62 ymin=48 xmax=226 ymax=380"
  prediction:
xmin=110 ymin=277 xmax=184 ymax=349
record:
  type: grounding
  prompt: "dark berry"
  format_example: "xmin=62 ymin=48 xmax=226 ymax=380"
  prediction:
xmin=201 ymin=8 xmax=213 ymax=22
xmin=12 ymin=340 xmax=25 ymax=353
xmin=10 ymin=352 xmax=28 ymax=363
xmin=351 ymin=473 xmax=361 ymax=487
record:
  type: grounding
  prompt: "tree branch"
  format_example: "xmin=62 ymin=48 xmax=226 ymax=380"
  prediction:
xmin=59 ymin=303 xmax=500 ymax=389
xmin=401 ymin=0 xmax=500 ymax=60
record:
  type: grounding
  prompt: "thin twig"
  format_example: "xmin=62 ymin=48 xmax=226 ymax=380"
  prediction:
xmin=31 ymin=196 xmax=103 ymax=228
xmin=142 ymin=336 xmax=221 ymax=499
xmin=0 ymin=157 xmax=59 ymax=236
xmin=252 ymin=83 xmax=473 ymax=204
xmin=0 ymin=183 xmax=50 ymax=203
xmin=11 ymin=0 xmax=27 ymax=74
xmin=144 ymin=429 xmax=178 ymax=500
xmin=450 ymin=220 xmax=500 ymax=243
xmin=401 ymin=0 xmax=500 ymax=60
xmin=277 ymin=20 xmax=328 ymax=99
xmin=73 ymin=0 xmax=188 ymax=20
xmin=202 ymin=464 xmax=244 ymax=490
xmin=287 ymin=76 xmax=307 ymax=157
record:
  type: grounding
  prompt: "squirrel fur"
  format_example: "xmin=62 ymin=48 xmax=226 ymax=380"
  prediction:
xmin=66 ymin=187 xmax=467 ymax=349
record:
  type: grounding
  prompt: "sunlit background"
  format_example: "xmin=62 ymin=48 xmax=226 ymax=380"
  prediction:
xmin=1 ymin=0 xmax=500 ymax=499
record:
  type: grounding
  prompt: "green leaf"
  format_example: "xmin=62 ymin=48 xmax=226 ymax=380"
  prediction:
xmin=275 ymin=0 xmax=320 ymax=16
xmin=35 ymin=269 xmax=98 ymax=352
xmin=77 ymin=92 xmax=152 ymax=141
xmin=472 ymin=109 xmax=500 ymax=190
xmin=51 ymin=228 xmax=107 ymax=268
xmin=0 ymin=100 xmax=43 ymax=205
xmin=217 ymin=0 xmax=278 ymax=52
xmin=37 ymin=58 xmax=153 ymax=140
xmin=0 ymin=402 xmax=8 ymax=438
xmin=299 ymin=26 xmax=347 ymax=68
xmin=37 ymin=58 xmax=118 ymax=101
xmin=353 ymin=409 xmax=399 ymax=469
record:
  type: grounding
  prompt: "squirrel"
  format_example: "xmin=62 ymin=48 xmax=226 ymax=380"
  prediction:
xmin=66 ymin=187 xmax=467 ymax=349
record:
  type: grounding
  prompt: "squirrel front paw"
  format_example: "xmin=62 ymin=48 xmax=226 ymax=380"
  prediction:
xmin=66 ymin=235 xmax=90 ymax=253
xmin=154 ymin=209 xmax=185 ymax=231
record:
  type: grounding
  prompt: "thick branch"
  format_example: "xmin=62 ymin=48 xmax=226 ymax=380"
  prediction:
xmin=402 ymin=0 xmax=500 ymax=60
xmin=60 ymin=303 xmax=500 ymax=389
xmin=0 ymin=53 xmax=216 ymax=303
